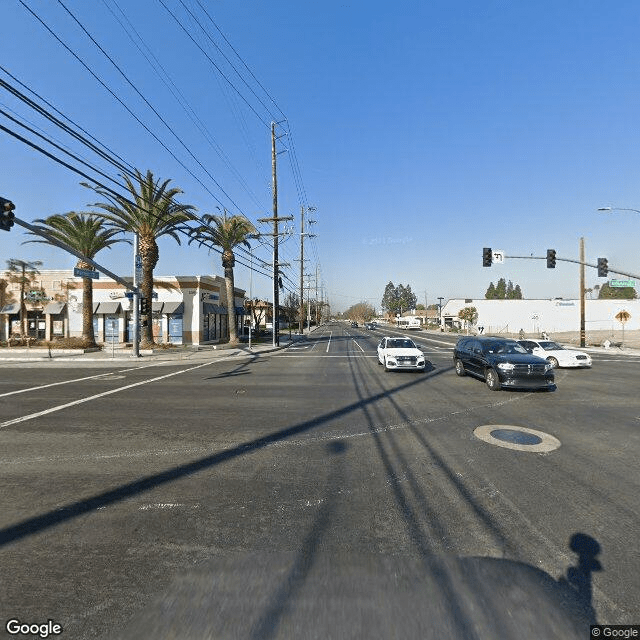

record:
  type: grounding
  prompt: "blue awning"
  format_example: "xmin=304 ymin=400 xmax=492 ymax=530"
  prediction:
xmin=0 ymin=303 xmax=20 ymax=314
xmin=163 ymin=301 xmax=184 ymax=314
xmin=44 ymin=302 xmax=66 ymax=314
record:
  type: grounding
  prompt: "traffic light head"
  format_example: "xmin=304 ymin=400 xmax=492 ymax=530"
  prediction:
xmin=483 ymin=247 xmax=492 ymax=267
xmin=597 ymin=257 xmax=608 ymax=278
xmin=546 ymin=249 xmax=556 ymax=268
xmin=0 ymin=197 xmax=15 ymax=232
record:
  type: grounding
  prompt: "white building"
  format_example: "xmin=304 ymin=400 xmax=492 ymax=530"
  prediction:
xmin=0 ymin=269 xmax=246 ymax=345
xmin=442 ymin=298 xmax=640 ymax=334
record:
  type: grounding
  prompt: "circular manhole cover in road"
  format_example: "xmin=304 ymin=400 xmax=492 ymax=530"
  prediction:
xmin=474 ymin=425 xmax=561 ymax=453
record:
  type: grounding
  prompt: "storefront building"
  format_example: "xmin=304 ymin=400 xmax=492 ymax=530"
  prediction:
xmin=0 ymin=270 xmax=246 ymax=346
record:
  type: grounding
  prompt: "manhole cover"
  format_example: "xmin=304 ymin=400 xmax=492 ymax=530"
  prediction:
xmin=474 ymin=425 xmax=561 ymax=453
xmin=490 ymin=429 xmax=543 ymax=445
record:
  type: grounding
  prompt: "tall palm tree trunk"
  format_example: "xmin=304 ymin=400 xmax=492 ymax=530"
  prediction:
xmin=225 ymin=265 xmax=238 ymax=344
xmin=81 ymin=275 xmax=95 ymax=345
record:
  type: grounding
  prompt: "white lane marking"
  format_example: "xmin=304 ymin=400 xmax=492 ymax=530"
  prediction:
xmin=276 ymin=352 xmax=447 ymax=359
xmin=352 ymin=339 xmax=365 ymax=353
xmin=0 ymin=362 xmax=164 ymax=398
xmin=139 ymin=503 xmax=200 ymax=510
xmin=0 ymin=360 xmax=218 ymax=429
xmin=326 ymin=331 xmax=332 ymax=353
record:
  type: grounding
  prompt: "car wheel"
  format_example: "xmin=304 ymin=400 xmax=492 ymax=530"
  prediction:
xmin=454 ymin=359 xmax=466 ymax=377
xmin=485 ymin=368 xmax=501 ymax=391
xmin=547 ymin=357 xmax=559 ymax=369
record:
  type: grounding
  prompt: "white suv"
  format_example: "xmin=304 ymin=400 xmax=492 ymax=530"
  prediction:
xmin=377 ymin=337 xmax=426 ymax=372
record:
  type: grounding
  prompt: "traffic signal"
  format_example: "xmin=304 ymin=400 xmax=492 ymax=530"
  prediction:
xmin=0 ymin=197 xmax=15 ymax=232
xmin=546 ymin=249 xmax=556 ymax=268
xmin=483 ymin=247 xmax=492 ymax=267
xmin=140 ymin=297 xmax=149 ymax=315
xmin=597 ymin=257 xmax=608 ymax=277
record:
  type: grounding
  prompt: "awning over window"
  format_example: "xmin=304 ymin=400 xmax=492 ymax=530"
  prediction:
xmin=43 ymin=302 xmax=66 ymax=314
xmin=235 ymin=306 xmax=245 ymax=315
xmin=203 ymin=302 xmax=227 ymax=314
xmin=94 ymin=301 xmax=122 ymax=314
xmin=0 ymin=303 xmax=20 ymax=314
xmin=152 ymin=301 xmax=164 ymax=313
xmin=163 ymin=301 xmax=184 ymax=314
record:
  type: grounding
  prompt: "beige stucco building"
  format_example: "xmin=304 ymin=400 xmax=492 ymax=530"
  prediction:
xmin=0 ymin=269 xmax=246 ymax=345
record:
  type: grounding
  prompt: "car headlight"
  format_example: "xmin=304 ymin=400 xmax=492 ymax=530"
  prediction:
xmin=496 ymin=362 xmax=514 ymax=371
xmin=544 ymin=363 xmax=553 ymax=372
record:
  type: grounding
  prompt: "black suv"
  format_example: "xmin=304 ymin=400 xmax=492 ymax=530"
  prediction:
xmin=453 ymin=337 xmax=555 ymax=391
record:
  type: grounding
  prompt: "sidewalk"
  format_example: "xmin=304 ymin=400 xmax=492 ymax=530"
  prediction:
xmin=0 ymin=333 xmax=305 ymax=364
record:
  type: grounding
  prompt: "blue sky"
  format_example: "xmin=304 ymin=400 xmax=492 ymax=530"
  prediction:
xmin=2 ymin=0 xmax=640 ymax=312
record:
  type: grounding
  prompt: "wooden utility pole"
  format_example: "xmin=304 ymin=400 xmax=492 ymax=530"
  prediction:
xmin=299 ymin=206 xmax=305 ymax=334
xmin=580 ymin=237 xmax=586 ymax=347
xmin=297 ymin=206 xmax=316 ymax=333
xmin=258 ymin=123 xmax=292 ymax=346
xmin=272 ymin=123 xmax=279 ymax=347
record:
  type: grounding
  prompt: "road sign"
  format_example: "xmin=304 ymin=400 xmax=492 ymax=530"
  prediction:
xmin=74 ymin=267 xmax=99 ymax=279
xmin=615 ymin=310 xmax=631 ymax=324
xmin=492 ymin=250 xmax=505 ymax=264
xmin=610 ymin=279 xmax=635 ymax=288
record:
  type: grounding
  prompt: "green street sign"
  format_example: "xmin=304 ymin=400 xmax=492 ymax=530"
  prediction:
xmin=610 ymin=279 xmax=635 ymax=288
xmin=74 ymin=267 xmax=100 ymax=279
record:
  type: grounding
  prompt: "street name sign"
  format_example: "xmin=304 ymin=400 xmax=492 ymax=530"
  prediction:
xmin=74 ymin=267 xmax=99 ymax=279
xmin=610 ymin=279 xmax=635 ymax=288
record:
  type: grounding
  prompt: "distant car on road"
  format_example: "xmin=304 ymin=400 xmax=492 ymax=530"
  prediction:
xmin=351 ymin=321 xmax=358 ymax=328
xmin=453 ymin=336 xmax=555 ymax=391
xmin=517 ymin=339 xmax=592 ymax=369
xmin=377 ymin=337 xmax=426 ymax=372
xmin=364 ymin=322 xmax=377 ymax=329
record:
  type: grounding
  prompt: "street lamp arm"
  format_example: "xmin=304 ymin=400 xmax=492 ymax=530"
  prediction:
xmin=597 ymin=207 xmax=640 ymax=214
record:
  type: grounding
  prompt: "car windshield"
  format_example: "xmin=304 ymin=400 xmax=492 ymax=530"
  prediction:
xmin=483 ymin=341 xmax=528 ymax=355
xmin=388 ymin=339 xmax=416 ymax=349
xmin=539 ymin=341 xmax=563 ymax=351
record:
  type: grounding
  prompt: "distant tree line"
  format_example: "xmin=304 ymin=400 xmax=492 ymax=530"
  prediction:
xmin=345 ymin=301 xmax=377 ymax=322
xmin=485 ymin=278 xmax=523 ymax=299
xmin=381 ymin=282 xmax=418 ymax=316
xmin=594 ymin=282 xmax=637 ymax=299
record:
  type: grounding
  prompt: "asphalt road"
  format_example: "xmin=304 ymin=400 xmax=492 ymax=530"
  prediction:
xmin=0 ymin=322 xmax=639 ymax=639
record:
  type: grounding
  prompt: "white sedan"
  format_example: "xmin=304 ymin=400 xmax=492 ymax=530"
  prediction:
xmin=517 ymin=339 xmax=592 ymax=368
xmin=377 ymin=337 xmax=426 ymax=372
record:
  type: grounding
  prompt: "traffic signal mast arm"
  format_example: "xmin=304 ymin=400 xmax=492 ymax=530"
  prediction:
xmin=12 ymin=216 xmax=139 ymax=292
xmin=505 ymin=254 xmax=640 ymax=281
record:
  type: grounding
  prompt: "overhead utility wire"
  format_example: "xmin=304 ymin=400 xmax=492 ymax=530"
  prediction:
xmin=53 ymin=0 xmax=246 ymax=217
xmin=18 ymin=1 xmax=238 ymax=218
xmin=155 ymin=0 xmax=271 ymax=128
xmin=100 ymin=0 xmax=265 ymax=212
xmin=193 ymin=0 xmax=287 ymax=121
xmin=1 ymin=71 xmax=274 ymax=279
xmin=0 ymin=117 xmax=272 ymax=279
xmin=177 ymin=0 xmax=281 ymax=124
xmin=0 ymin=108 xmax=128 ymax=191
xmin=13 ymin=4 xmax=297 ymax=284
xmin=0 ymin=65 xmax=136 ymax=178
xmin=160 ymin=2 xmax=311 ymax=280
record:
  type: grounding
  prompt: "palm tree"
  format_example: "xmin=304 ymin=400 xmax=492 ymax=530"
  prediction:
xmin=85 ymin=170 xmax=196 ymax=347
xmin=24 ymin=212 xmax=123 ymax=345
xmin=6 ymin=258 xmax=43 ymax=338
xmin=189 ymin=209 xmax=256 ymax=344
